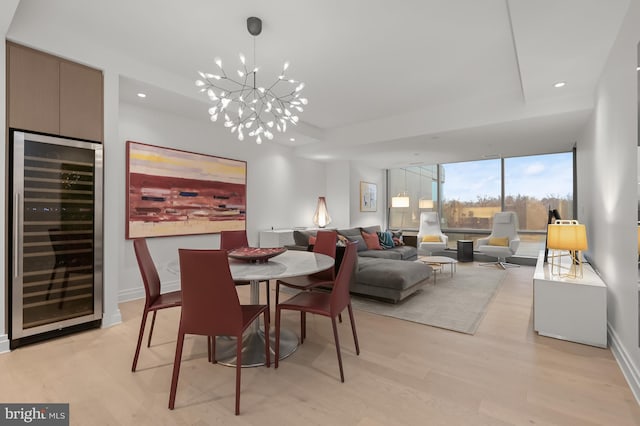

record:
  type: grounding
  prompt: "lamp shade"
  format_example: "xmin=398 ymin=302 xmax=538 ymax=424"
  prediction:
xmin=547 ymin=220 xmax=588 ymax=251
xmin=313 ymin=196 xmax=332 ymax=228
xmin=391 ymin=195 xmax=410 ymax=208
xmin=419 ymin=199 xmax=434 ymax=209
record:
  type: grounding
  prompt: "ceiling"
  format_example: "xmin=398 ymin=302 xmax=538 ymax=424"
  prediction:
xmin=5 ymin=0 xmax=632 ymax=168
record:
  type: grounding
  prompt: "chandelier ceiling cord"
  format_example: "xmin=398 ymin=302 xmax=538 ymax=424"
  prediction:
xmin=196 ymin=17 xmax=307 ymax=144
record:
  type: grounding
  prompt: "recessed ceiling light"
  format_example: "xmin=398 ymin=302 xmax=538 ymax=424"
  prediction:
xmin=636 ymin=66 xmax=640 ymax=71
xmin=137 ymin=93 xmax=147 ymax=98
xmin=289 ymin=138 xmax=295 ymax=142
xmin=553 ymin=81 xmax=566 ymax=88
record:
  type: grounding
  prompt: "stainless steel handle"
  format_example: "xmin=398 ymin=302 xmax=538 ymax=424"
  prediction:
xmin=14 ymin=193 xmax=20 ymax=278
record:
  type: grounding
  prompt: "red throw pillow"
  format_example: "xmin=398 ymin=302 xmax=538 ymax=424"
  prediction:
xmin=362 ymin=231 xmax=382 ymax=250
xmin=308 ymin=235 xmax=317 ymax=245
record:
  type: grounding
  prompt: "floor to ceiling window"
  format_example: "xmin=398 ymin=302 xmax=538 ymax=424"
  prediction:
xmin=387 ymin=151 xmax=575 ymax=257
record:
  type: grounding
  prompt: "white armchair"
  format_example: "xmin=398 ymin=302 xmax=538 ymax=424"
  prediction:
xmin=476 ymin=211 xmax=520 ymax=268
xmin=417 ymin=212 xmax=448 ymax=255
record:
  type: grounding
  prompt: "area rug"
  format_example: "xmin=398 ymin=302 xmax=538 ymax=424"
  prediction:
xmin=350 ymin=263 xmax=508 ymax=335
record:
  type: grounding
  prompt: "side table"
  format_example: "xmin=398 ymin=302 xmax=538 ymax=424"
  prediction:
xmin=457 ymin=240 xmax=474 ymax=262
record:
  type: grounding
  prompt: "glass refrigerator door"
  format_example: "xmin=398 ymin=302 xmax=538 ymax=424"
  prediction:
xmin=12 ymin=131 xmax=103 ymax=339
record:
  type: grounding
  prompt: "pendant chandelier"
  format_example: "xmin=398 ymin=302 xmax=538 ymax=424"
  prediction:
xmin=196 ymin=17 xmax=307 ymax=144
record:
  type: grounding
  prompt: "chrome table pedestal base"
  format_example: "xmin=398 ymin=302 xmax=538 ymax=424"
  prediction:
xmin=213 ymin=327 xmax=298 ymax=367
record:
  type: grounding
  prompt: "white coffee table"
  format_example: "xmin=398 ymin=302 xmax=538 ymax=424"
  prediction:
xmin=418 ymin=256 xmax=458 ymax=283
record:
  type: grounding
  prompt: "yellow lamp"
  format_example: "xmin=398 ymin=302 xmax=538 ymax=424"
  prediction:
xmin=546 ymin=219 xmax=588 ymax=278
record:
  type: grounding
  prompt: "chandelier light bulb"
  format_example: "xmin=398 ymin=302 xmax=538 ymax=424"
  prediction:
xmin=195 ymin=17 xmax=307 ymax=144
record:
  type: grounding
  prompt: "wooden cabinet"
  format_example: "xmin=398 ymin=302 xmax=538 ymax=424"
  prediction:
xmin=7 ymin=42 xmax=103 ymax=142
xmin=59 ymin=61 xmax=103 ymax=142
xmin=7 ymin=43 xmax=60 ymax=135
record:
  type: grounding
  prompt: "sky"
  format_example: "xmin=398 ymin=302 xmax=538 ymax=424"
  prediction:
xmin=442 ymin=152 xmax=573 ymax=202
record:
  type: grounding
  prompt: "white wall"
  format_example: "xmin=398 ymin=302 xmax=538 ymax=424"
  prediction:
xmin=577 ymin=0 xmax=640 ymax=401
xmin=117 ymin=102 xmax=327 ymax=301
xmin=349 ymin=162 xmax=387 ymax=228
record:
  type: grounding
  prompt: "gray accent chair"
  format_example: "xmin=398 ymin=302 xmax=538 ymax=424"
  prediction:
xmin=476 ymin=211 xmax=520 ymax=269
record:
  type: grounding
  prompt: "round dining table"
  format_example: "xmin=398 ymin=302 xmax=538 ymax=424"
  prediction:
xmin=169 ymin=249 xmax=334 ymax=367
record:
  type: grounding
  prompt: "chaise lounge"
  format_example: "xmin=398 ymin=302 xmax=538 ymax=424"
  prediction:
xmin=291 ymin=226 xmax=432 ymax=303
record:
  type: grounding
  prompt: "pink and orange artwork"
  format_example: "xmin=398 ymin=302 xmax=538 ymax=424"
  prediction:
xmin=126 ymin=141 xmax=246 ymax=238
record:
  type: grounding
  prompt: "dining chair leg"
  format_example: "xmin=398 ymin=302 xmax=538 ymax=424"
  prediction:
xmin=207 ymin=336 xmax=212 ymax=362
xmin=265 ymin=281 xmax=271 ymax=325
xmin=275 ymin=308 xmax=281 ymax=369
xmin=131 ymin=310 xmax=149 ymax=372
xmin=168 ymin=331 xmax=185 ymax=410
xmin=263 ymin=311 xmax=271 ymax=367
xmin=147 ymin=310 xmax=158 ymax=347
xmin=300 ymin=312 xmax=306 ymax=344
xmin=347 ymin=303 xmax=360 ymax=355
xmin=331 ymin=317 xmax=345 ymax=383
xmin=235 ymin=337 xmax=242 ymax=415
xmin=211 ymin=336 xmax=217 ymax=364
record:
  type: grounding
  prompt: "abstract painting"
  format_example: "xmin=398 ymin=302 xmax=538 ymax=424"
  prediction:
xmin=360 ymin=181 xmax=377 ymax=212
xmin=126 ymin=141 xmax=246 ymax=238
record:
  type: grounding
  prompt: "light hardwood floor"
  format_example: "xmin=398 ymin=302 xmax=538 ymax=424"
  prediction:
xmin=1 ymin=264 xmax=640 ymax=425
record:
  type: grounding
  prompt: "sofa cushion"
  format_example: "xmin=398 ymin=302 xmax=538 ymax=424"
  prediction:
xmin=359 ymin=249 xmax=402 ymax=260
xmin=361 ymin=225 xmax=382 ymax=235
xmin=356 ymin=257 xmax=431 ymax=291
xmin=338 ymin=228 xmax=367 ymax=252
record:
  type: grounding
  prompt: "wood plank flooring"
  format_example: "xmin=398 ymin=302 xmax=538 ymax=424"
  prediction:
xmin=1 ymin=264 xmax=639 ymax=425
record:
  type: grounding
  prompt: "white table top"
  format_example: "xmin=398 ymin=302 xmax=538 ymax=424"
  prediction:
xmin=168 ymin=250 xmax=334 ymax=282
xmin=418 ymin=255 xmax=458 ymax=264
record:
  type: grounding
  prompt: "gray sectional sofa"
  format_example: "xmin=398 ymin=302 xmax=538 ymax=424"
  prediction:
xmin=290 ymin=226 xmax=432 ymax=303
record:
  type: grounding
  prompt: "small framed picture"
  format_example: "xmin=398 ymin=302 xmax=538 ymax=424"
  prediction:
xmin=360 ymin=181 xmax=377 ymax=212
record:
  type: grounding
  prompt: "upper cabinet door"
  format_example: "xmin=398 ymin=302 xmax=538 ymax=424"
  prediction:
xmin=8 ymin=43 xmax=60 ymax=135
xmin=60 ymin=61 xmax=104 ymax=142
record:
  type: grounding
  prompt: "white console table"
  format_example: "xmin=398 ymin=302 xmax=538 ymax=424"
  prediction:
xmin=259 ymin=229 xmax=295 ymax=248
xmin=533 ymin=250 xmax=607 ymax=348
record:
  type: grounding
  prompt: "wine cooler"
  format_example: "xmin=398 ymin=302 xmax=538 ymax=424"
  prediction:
xmin=10 ymin=131 xmax=103 ymax=348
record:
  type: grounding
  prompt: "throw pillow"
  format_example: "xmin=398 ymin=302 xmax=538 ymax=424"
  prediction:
xmin=421 ymin=235 xmax=442 ymax=242
xmin=389 ymin=230 xmax=404 ymax=246
xmin=488 ymin=237 xmax=509 ymax=246
xmin=308 ymin=235 xmax=317 ymax=245
xmin=377 ymin=231 xmax=394 ymax=249
xmin=362 ymin=231 xmax=382 ymax=250
xmin=336 ymin=234 xmax=349 ymax=247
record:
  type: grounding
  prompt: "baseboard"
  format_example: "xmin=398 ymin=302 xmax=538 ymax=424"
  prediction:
xmin=0 ymin=334 xmax=10 ymax=354
xmin=101 ymin=309 xmax=122 ymax=328
xmin=608 ymin=322 xmax=640 ymax=404
xmin=118 ymin=279 xmax=180 ymax=303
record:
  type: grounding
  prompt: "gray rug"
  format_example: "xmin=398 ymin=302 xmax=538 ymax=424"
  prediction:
xmin=350 ymin=263 xmax=508 ymax=335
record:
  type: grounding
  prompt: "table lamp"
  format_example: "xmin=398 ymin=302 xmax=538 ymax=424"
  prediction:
xmin=313 ymin=196 xmax=332 ymax=228
xmin=546 ymin=219 xmax=588 ymax=278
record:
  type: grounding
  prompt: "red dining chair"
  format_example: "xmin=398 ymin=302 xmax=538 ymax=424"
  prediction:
xmin=131 ymin=238 xmax=182 ymax=372
xmin=221 ymin=230 xmax=271 ymax=309
xmin=275 ymin=230 xmax=338 ymax=342
xmin=169 ymin=249 xmax=270 ymax=415
xmin=275 ymin=241 xmax=359 ymax=382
